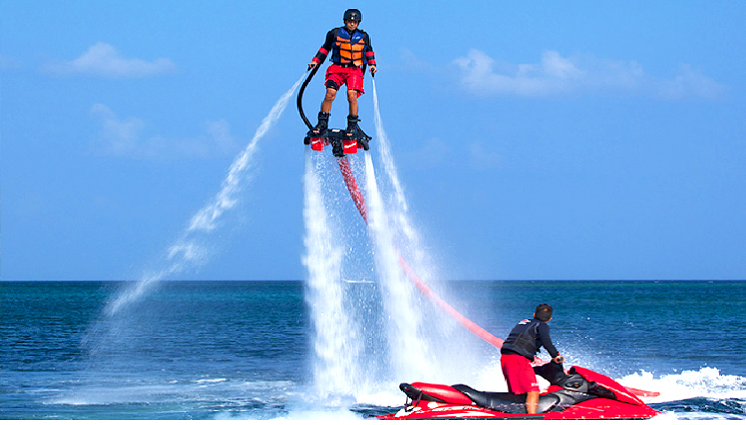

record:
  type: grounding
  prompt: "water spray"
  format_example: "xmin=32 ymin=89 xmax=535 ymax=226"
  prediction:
xmin=106 ymin=73 xmax=306 ymax=316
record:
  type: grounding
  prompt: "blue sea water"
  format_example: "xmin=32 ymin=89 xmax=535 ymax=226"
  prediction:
xmin=2 ymin=280 xmax=745 ymax=420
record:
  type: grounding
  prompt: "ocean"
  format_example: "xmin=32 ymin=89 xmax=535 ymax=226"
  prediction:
xmin=2 ymin=280 xmax=745 ymax=420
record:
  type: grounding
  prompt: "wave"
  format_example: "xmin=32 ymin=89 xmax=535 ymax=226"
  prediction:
xmin=619 ymin=367 xmax=746 ymax=403
xmin=620 ymin=367 xmax=746 ymax=419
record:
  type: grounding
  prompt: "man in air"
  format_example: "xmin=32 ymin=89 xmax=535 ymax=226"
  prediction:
xmin=307 ymin=9 xmax=377 ymax=138
xmin=500 ymin=304 xmax=565 ymax=414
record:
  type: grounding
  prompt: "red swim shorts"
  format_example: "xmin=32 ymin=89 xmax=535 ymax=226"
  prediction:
xmin=325 ymin=64 xmax=365 ymax=96
xmin=501 ymin=354 xmax=540 ymax=394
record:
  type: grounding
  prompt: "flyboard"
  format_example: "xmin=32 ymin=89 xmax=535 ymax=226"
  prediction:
xmin=296 ymin=69 xmax=659 ymax=419
xmin=298 ymin=65 xmax=371 ymax=158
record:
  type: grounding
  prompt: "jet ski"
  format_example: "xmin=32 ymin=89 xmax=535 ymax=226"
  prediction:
xmin=378 ymin=363 xmax=660 ymax=420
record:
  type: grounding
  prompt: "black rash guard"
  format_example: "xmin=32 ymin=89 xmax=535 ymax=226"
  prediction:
xmin=500 ymin=318 xmax=559 ymax=360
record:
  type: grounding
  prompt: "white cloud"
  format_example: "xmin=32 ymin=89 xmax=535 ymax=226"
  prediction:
xmin=454 ymin=49 xmax=726 ymax=100
xmin=45 ymin=42 xmax=176 ymax=78
xmin=656 ymin=64 xmax=728 ymax=101
xmin=90 ymin=104 xmax=238 ymax=159
xmin=469 ymin=142 xmax=503 ymax=170
xmin=90 ymin=104 xmax=145 ymax=156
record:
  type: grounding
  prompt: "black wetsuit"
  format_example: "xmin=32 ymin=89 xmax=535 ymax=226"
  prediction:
xmin=501 ymin=318 xmax=559 ymax=360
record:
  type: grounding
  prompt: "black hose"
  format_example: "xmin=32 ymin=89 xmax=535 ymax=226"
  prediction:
xmin=297 ymin=66 xmax=320 ymax=131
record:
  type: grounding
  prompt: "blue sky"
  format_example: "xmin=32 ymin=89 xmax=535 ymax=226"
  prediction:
xmin=2 ymin=0 xmax=744 ymax=281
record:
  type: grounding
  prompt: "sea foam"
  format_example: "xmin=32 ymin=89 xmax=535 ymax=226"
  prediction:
xmin=619 ymin=367 xmax=746 ymax=403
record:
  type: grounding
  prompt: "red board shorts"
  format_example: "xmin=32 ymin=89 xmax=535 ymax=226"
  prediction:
xmin=501 ymin=354 xmax=540 ymax=394
xmin=325 ymin=64 xmax=365 ymax=97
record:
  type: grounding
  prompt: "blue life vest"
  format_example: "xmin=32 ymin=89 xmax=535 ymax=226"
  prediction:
xmin=331 ymin=27 xmax=367 ymax=67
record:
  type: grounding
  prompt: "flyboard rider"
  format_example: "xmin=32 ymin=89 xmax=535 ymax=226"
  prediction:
xmin=500 ymin=304 xmax=565 ymax=414
xmin=307 ymin=8 xmax=377 ymax=138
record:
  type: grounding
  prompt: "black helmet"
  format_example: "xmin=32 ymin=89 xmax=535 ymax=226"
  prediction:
xmin=343 ymin=9 xmax=362 ymax=23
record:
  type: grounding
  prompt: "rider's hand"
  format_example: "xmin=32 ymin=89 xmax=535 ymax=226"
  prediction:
xmin=308 ymin=62 xmax=318 ymax=71
xmin=553 ymin=355 xmax=565 ymax=364
xmin=369 ymin=65 xmax=377 ymax=75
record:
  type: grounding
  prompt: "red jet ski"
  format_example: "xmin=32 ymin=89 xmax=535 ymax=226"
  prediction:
xmin=378 ymin=364 xmax=660 ymax=420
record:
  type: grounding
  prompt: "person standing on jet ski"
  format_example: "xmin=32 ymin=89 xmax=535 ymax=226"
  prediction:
xmin=307 ymin=8 xmax=377 ymax=137
xmin=500 ymin=304 xmax=565 ymax=415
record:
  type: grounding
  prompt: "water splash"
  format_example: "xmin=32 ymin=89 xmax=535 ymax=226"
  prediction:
xmin=371 ymin=79 xmax=421 ymax=259
xmin=363 ymin=152 xmax=435 ymax=381
xmin=619 ymin=367 xmax=746 ymax=420
xmin=619 ymin=367 xmax=746 ymax=404
xmin=105 ymin=74 xmax=306 ymax=316
xmin=369 ymin=80 xmax=485 ymax=383
xmin=371 ymin=78 xmax=407 ymax=214
xmin=303 ymin=149 xmax=364 ymax=396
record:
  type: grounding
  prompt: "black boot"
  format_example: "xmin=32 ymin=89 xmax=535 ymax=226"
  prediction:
xmin=312 ymin=111 xmax=330 ymax=135
xmin=346 ymin=114 xmax=359 ymax=137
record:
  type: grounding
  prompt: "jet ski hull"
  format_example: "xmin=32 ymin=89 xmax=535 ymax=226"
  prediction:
xmin=378 ymin=366 xmax=660 ymax=420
